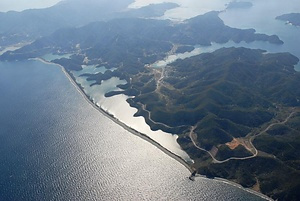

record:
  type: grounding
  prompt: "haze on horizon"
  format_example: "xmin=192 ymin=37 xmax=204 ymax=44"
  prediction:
xmin=0 ymin=0 xmax=62 ymax=12
xmin=0 ymin=0 xmax=229 ymax=13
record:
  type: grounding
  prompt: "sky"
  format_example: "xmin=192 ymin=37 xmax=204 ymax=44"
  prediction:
xmin=0 ymin=0 xmax=62 ymax=12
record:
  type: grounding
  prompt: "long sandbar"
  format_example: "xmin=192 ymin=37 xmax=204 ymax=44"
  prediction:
xmin=32 ymin=57 xmax=272 ymax=201
xmin=32 ymin=57 xmax=194 ymax=173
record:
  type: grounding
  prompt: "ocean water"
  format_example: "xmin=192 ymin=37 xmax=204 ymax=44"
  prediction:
xmin=132 ymin=0 xmax=300 ymax=71
xmin=219 ymin=0 xmax=300 ymax=71
xmin=0 ymin=61 xmax=267 ymax=200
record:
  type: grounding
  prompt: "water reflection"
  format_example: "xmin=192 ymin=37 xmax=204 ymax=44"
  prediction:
xmin=0 ymin=60 xmax=266 ymax=200
xmin=71 ymin=66 xmax=193 ymax=162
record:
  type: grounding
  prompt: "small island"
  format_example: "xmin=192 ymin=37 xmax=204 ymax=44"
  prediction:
xmin=276 ymin=13 xmax=300 ymax=27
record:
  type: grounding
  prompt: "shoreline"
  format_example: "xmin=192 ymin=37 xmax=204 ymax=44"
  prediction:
xmin=0 ymin=42 xmax=32 ymax=56
xmin=31 ymin=57 xmax=272 ymax=201
xmin=31 ymin=58 xmax=194 ymax=173
xmin=200 ymin=176 xmax=273 ymax=201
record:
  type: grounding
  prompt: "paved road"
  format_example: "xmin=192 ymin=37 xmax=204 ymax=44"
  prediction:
xmin=189 ymin=109 xmax=297 ymax=163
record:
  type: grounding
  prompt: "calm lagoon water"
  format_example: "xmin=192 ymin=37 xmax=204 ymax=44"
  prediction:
xmin=0 ymin=61 xmax=267 ymax=200
xmin=71 ymin=65 xmax=193 ymax=162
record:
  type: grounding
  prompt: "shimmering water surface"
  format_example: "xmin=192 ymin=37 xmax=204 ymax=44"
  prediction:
xmin=71 ymin=65 xmax=193 ymax=162
xmin=3 ymin=0 xmax=299 ymax=199
xmin=0 ymin=61 xmax=267 ymax=200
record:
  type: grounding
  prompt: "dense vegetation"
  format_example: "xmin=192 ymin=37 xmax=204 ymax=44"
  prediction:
xmin=2 ymin=9 xmax=300 ymax=200
xmin=0 ymin=0 xmax=178 ymax=47
xmin=127 ymin=47 xmax=299 ymax=141
xmin=0 ymin=11 xmax=283 ymax=62
xmin=120 ymin=47 xmax=300 ymax=200
xmin=197 ymin=111 xmax=300 ymax=200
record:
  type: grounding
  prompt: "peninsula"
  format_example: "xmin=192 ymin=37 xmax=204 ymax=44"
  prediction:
xmin=2 ymin=10 xmax=299 ymax=200
xmin=276 ymin=13 xmax=300 ymax=27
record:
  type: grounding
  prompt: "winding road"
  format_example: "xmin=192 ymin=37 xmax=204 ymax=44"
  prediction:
xmin=189 ymin=109 xmax=297 ymax=163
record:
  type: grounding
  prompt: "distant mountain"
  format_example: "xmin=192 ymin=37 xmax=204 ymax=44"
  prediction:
xmin=276 ymin=13 xmax=300 ymax=26
xmin=117 ymin=3 xmax=179 ymax=18
xmin=2 ymin=10 xmax=299 ymax=199
xmin=0 ymin=0 xmax=178 ymax=47
xmin=0 ymin=11 xmax=283 ymax=62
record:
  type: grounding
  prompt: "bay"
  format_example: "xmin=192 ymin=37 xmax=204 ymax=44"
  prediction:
xmin=132 ymin=0 xmax=300 ymax=71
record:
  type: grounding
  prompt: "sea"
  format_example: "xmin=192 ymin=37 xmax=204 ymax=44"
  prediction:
xmin=147 ymin=0 xmax=300 ymax=71
xmin=1 ymin=0 xmax=300 ymax=200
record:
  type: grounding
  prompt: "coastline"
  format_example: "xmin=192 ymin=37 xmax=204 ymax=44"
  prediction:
xmin=0 ymin=42 xmax=32 ymax=56
xmin=31 ymin=58 xmax=194 ymax=173
xmin=203 ymin=176 xmax=273 ymax=201
xmin=31 ymin=57 xmax=272 ymax=201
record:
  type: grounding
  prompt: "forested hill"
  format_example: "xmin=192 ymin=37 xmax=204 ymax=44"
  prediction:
xmin=124 ymin=47 xmax=299 ymax=142
xmin=127 ymin=47 xmax=300 ymax=200
xmin=0 ymin=0 xmax=178 ymax=47
xmin=1 ymin=11 xmax=283 ymax=62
